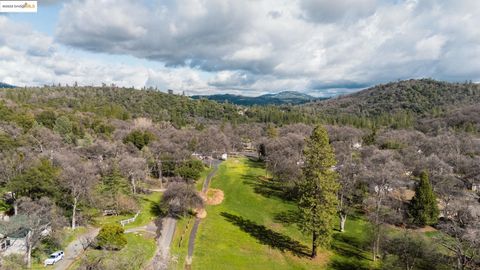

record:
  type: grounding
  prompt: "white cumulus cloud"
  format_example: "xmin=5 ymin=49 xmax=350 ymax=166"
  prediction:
xmin=1 ymin=0 xmax=480 ymax=95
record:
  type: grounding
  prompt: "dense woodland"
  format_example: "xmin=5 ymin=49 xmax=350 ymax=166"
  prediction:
xmin=191 ymin=91 xmax=321 ymax=106
xmin=0 ymin=79 xmax=479 ymax=269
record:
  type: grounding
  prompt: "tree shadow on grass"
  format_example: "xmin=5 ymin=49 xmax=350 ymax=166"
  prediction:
xmin=331 ymin=232 xmax=371 ymax=262
xmin=149 ymin=198 xmax=164 ymax=217
xmin=220 ymin=212 xmax=310 ymax=258
xmin=328 ymin=258 xmax=372 ymax=270
xmin=327 ymin=232 xmax=373 ymax=270
xmin=273 ymin=210 xmax=300 ymax=226
xmin=242 ymin=174 xmax=296 ymax=202
xmin=244 ymin=158 xmax=266 ymax=169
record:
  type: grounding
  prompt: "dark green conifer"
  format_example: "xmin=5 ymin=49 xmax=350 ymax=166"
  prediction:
xmin=409 ymin=171 xmax=439 ymax=226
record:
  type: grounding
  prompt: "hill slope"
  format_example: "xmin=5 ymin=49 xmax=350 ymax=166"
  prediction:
xmin=2 ymin=79 xmax=479 ymax=130
xmin=0 ymin=86 xmax=245 ymax=127
xmin=307 ymin=79 xmax=480 ymax=116
xmin=0 ymin=86 xmax=315 ymax=127
xmin=192 ymin=91 xmax=322 ymax=106
xmin=0 ymin=82 xmax=15 ymax=88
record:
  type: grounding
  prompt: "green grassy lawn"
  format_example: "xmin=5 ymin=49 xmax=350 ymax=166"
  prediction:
xmin=168 ymin=164 xmax=215 ymax=269
xmin=68 ymin=233 xmax=156 ymax=270
xmin=169 ymin=216 xmax=194 ymax=269
xmin=195 ymin=165 xmax=215 ymax=191
xmin=94 ymin=192 xmax=161 ymax=229
xmin=190 ymin=157 xmax=377 ymax=270
xmin=124 ymin=192 xmax=162 ymax=229
xmin=329 ymin=216 xmax=376 ymax=269
xmin=60 ymin=227 xmax=88 ymax=247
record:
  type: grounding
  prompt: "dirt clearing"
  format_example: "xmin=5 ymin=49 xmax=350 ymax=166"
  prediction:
xmin=196 ymin=208 xmax=207 ymax=219
xmin=204 ymin=188 xmax=224 ymax=205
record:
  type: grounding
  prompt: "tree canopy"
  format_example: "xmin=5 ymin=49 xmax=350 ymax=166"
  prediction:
xmin=297 ymin=125 xmax=340 ymax=258
xmin=409 ymin=171 xmax=439 ymax=226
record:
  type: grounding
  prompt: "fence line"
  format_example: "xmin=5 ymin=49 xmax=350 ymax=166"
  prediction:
xmin=120 ymin=211 xmax=141 ymax=227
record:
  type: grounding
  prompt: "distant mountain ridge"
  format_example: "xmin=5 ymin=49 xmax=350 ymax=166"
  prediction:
xmin=0 ymin=82 xmax=15 ymax=88
xmin=192 ymin=91 xmax=323 ymax=105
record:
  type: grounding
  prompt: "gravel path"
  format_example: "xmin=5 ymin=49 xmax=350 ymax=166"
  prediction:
xmin=145 ymin=217 xmax=177 ymax=270
xmin=186 ymin=160 xmax=221 ymax=266
xmin=125 ymin=222 xmax=157 ymax=236
xmin=54 ymin=227 xmax=100 ymax=270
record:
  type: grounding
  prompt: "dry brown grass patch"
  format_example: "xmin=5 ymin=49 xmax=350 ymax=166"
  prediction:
xmin=413 ymin=225 xmax=436 ymax=233
xmin=204 ymin=188 xmax=224 ymax=205
xmin=196 ymin=208 xmax=207 ymax=219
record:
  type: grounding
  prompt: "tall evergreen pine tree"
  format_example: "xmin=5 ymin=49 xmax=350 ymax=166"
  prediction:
xmin=298 ymin=125 xmax=340 ymax=258
xmin=409 ymin=171 xmax=439 ymax=226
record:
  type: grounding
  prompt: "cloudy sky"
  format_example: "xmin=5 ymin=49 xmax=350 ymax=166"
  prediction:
xmin=1 ymin=0 xmax=480 ymax=96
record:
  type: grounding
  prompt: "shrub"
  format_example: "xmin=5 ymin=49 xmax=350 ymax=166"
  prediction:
xmin=13 ymin=113 xmax=35 ymax=131
xmin=175 ymin=159 xmax=204 ymax=183
xmin=0 ymin=254 xmax=26 ymax=270
xmin=362 ymin=128 xmax=377 ymax=145
xmin=92 ymin=120 xmax=115 ymax=136
xmin=54 ymin=116 xmax=73 ymax=135
xmin=95 ymin=224 xmax=127 ymax=250
xmin=123 ymin=130 xmax=155 ymax=150
xmin=0 ymin=133 xmax=18 ymax=151
xmin=380 ymin=140 xmax=405 ymax=150
xmin=382 ymin=232 xmax=447 ymax=270
xmin=35 ymin=111 xmax=57 ymax=129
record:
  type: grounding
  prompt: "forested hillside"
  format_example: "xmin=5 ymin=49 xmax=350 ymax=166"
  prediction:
xmin=304 ymin=79 xmax=480 ymax=131
xmin=192 ymin=91 xmax=321 ymax=106
xmin=309 ymin=79 xmax=480 ymax=115
xmin=0 ymin=81 xmax=479 ymax=269
xmin=3 ymin=79 xmax=480 ymax=133
xmin=0 ymin=86 xmax=313 ymax=127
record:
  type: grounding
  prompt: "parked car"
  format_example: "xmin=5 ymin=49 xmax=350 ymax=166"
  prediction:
xmin=44 ymin=251 xmax=64 ymax=266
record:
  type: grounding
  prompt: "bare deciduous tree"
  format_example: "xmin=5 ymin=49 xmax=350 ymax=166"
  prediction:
xmin=54 ymin=151 xmax=97 ymax=229
xmin=0 ymin=197 xmax=64 ymax=268
xmin=119 ymin=155 xmax=148 ymax=194
xmin=437 ymin=199 xmax=480 ymax=270
xmin=161 ymin=183 xmax=204 ymax=217
xmin=335 ymin=142 xmax=364 ymax=232
xmin=361 ymin=148 xmax=406 ymax=261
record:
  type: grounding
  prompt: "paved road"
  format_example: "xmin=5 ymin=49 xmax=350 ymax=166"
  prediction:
xmin=145 ymin=217 xmax=177 ymax=270
xmin=186 ymin=160 xmax=221 ymax=266
xmin=54 ymin=227 xmax=100 ymax=270
xmin=159 ymin=217 xmax=177 ymax=255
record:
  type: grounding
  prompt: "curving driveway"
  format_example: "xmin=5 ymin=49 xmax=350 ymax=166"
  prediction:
xmin=54 ymin=227 xmax=100 ymax=270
